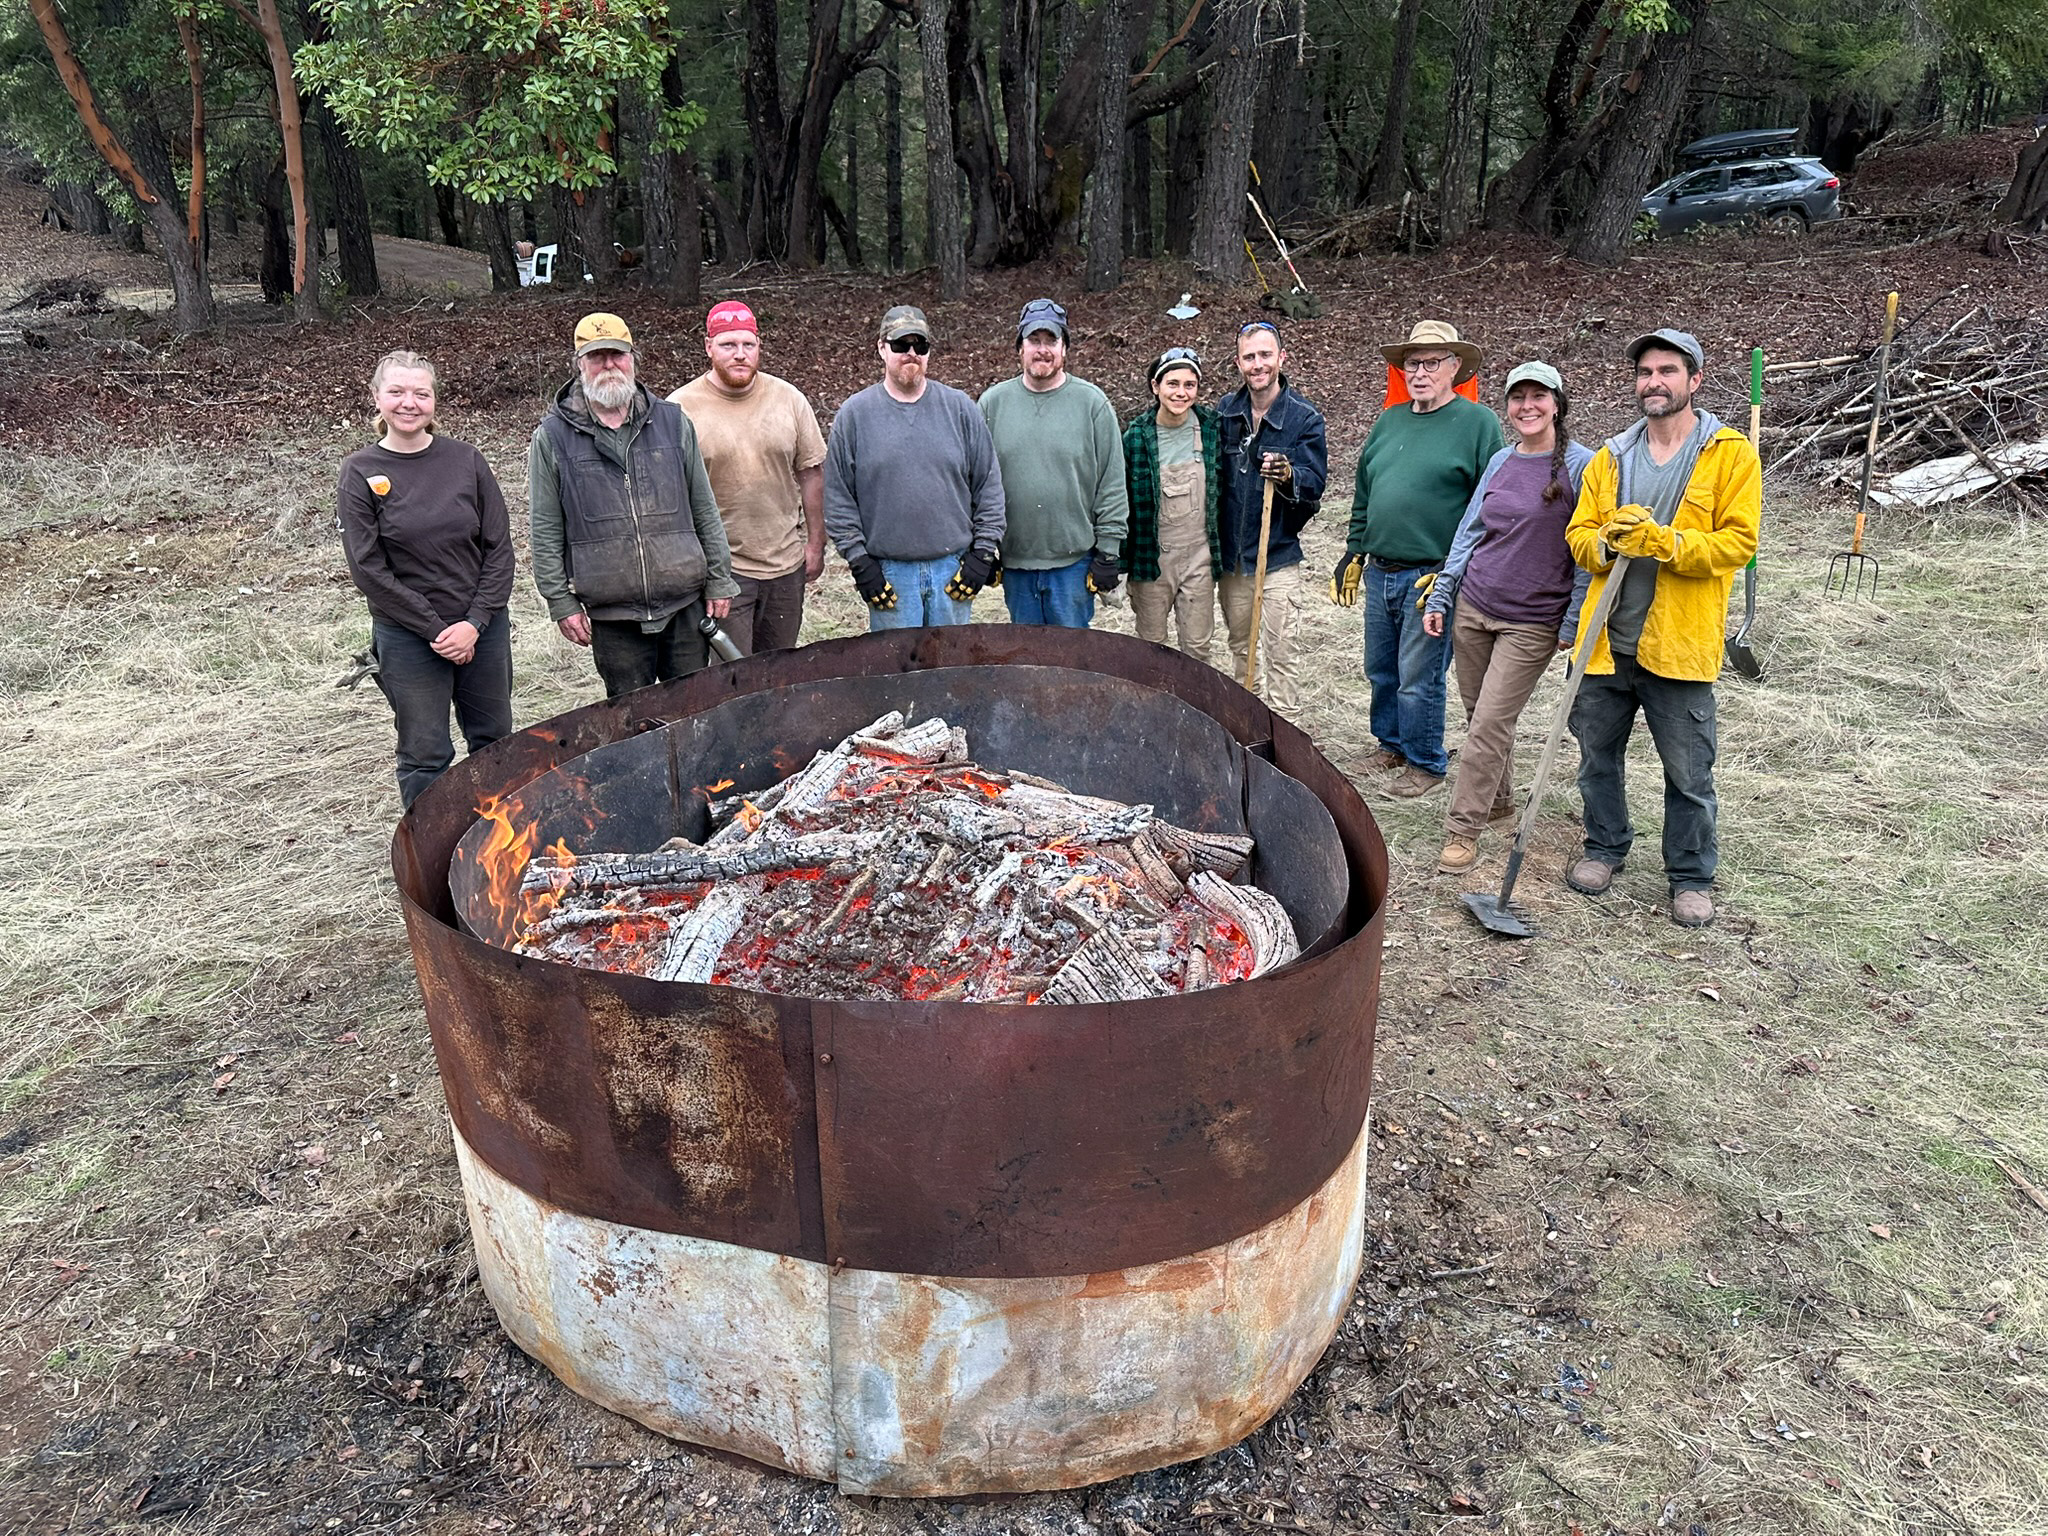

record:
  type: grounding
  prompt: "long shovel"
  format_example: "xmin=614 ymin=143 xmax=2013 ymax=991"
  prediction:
xmin=1242 ymin=478 xmax=1276 ymax=692
xmin=1724 ymin=345 xmax=1765 ymax=681
xmin=1462 ymin=554 xmax=1635 ymax=938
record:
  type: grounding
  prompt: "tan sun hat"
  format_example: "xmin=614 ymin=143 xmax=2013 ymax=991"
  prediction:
xmin=1380 ymin=319 xmax=1483 ymax=385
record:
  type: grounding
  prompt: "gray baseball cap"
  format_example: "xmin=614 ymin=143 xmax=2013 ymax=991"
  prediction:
xmin=1626 ymin=328 xmax=1704 ymax=372
xmin=879 ymin=304 xmax=933 ymax=342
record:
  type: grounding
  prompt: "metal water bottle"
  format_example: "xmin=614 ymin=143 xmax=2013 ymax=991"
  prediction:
xmin=698 ymin=615 xmax=743 ymax=663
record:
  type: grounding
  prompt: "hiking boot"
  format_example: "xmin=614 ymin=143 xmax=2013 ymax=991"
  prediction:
xmin=1488 ymin=792 xmax=1518 ymax=822
xmin=1437 ymin=836 xmax=1479 ymax=874
xmin=1671 ymin=889 xmax=1715 ymax=928
xmin=1566 ymin=857 xmax=1618 ymax=895
xmin=1386 ymin=766 xmax=1446 ymax=799
xmin=1362 ymin=747 xmax=1406 ymax=773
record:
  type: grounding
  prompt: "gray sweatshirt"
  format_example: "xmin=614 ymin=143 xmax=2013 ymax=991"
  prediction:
xmin=823 ymin=380 xmax=1007 ymax=564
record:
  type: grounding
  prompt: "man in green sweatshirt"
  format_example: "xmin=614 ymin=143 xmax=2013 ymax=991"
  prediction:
xmin=978 ymin=299 xmax=1129 ymax=627
xmin=1331 ymin=320 xmax=1502 ymax=797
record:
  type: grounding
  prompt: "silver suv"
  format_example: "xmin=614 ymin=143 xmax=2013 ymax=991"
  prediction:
xmin=1641 ymin=137 xmax=1842 ymax=237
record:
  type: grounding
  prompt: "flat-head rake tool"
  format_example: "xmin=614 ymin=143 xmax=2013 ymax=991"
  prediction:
xmin=1462 ymin=555 xmax=1635 ymax=938
xmin=1826 ymin=290 xmax=1899 ymax=600
xmin=1725 ymin=346 xmax=1765 ymax=681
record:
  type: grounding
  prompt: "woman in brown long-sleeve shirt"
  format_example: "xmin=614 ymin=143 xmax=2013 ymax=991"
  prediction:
xmin=338 ymin=350 xmax=515 ymax=808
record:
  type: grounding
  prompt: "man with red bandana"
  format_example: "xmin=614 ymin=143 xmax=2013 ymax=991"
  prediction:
xmin=669 ymin=301 xmax=829 ymax=654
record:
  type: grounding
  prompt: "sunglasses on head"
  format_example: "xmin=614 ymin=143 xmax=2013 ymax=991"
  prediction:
xmin=887 ymin=336 xmax=931 ymax=355
xmin=1238 ymin=321 xmax=1279 ymax=339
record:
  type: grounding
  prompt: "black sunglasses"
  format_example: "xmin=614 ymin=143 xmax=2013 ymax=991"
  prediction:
xmin=887 ymin=336 xmax=931 ymax=355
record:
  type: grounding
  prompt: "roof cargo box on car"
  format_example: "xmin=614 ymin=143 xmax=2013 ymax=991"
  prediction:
xmin=1680 ymin=128 xmax=1801 ymax=164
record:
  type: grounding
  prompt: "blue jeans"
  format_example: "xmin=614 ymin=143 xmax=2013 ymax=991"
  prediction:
xmin=1569 ymin=652 xmax=1719 ymax=891
xmin=869 ymin=555 xmax=974 ymax=629
xmin=372 ymin=616 xmax=514 ymax=808
xmin=1363 ymin=562 xmax=1451 ymax=776
xmin=1002 ymin=557 xmax=1095 ymax=628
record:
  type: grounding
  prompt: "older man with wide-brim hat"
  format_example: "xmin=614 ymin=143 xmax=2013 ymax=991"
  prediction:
xmin=1331 ymin=319 xmax=1504 ymax=797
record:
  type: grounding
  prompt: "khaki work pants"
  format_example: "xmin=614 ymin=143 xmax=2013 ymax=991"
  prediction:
xmin=1446 ymin=600 xmax=1561 ymax=836
xmin=1218 ymin=563 xmax=1304 ymax=717
xmin=1130 ymin=459 xmax=1215 ymax=662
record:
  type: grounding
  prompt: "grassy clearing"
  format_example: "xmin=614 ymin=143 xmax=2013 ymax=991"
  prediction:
xmin=0 ymin=436 xmax=2043 ymax=1535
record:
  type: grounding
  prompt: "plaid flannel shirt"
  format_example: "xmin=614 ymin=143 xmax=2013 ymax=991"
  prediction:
xmin=1119 ymin=405 xmax=1222 ymax=584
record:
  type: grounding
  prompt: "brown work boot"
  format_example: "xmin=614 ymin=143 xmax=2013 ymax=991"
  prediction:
xmin=1671 ymin=889 xmax=1715 ymax=928
xmin=1386 ymin=766 xmax=1446 ymax=799
xmin=1437 ymin=836 xmax=1479 ymax=874
xmin=1361 ymin=747 xmax=1405 ymax=773
xmin=1566 ymin=857 xmax=1618 ymax=895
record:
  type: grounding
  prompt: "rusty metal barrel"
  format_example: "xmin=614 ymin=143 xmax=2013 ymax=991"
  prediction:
xmin=393 ymin=626 xmax=1387 ymax=1497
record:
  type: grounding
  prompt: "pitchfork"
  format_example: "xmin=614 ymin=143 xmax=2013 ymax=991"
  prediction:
xmin=1826 ymin=290 xmax=1899 ymax=601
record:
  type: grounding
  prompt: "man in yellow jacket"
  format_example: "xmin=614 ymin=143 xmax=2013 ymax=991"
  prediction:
xmin=1563 ymin=330 xmax=1760 ymax=928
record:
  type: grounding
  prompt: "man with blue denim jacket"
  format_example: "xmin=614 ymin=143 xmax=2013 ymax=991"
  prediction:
xmin=1215 ymin=321 xmax=1328 ymax=717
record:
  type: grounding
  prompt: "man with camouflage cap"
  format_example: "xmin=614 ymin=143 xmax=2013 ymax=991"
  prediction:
xmin=823 ymin=305 xmax=1006 ymax=628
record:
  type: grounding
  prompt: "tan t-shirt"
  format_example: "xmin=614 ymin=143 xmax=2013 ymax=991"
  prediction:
xmin=669 ymin=371 xmax=828 ymax=581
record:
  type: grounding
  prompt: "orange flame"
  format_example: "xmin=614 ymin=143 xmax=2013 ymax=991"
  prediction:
xmin=472 ymin=797 xmax=571 ymax=943
xmin=705 ymin=778 xmax=735 ymax=794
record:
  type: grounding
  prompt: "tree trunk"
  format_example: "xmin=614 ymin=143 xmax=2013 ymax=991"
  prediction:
xmin=260 ymin=159 xmax=293 ymax=303
xmin=1250 ymin=32 xmax=1313 ymax=220
xmin=919 ymin=0 xmax=967 ymax=297
xmin=1366 ymin=0 xmax=1424 ymax=204
xmin=997 ymin=0 xmax=1049 ymax=258
xmin=1993 ymin=133 xmax=2048 ymax=235
xmin=480 ymin=201 xmax=520 ymax=291
xmin=1566 ymin=0 xmax=1708 ymax=264
xmin=842 ymin=0 xmax=862 ymax=265
xmin=27 ymin=0 xmax=213 ymax=328
xmin=1086 ymin=0 xmax=1128 ymax=290
xmin=298 ymin=0 xmax=377 ymax=295
xmin=644 ymin=65 xmax=704 ymax=303
xmin=250 ymin=0 xmax=320 ymax=319
xmin=434 ymin=183 xmax=464 ymax=246
xmin=1164 ymin=97 xmax=1203 ymax=254
xmin=1191 ymin=0 xmax=1261 ymax=279
xmin=1482 ymin=0 xmax=1609 ymax=233
xmin=1126 ymin=119 xmax=1154 ymax=256
xmin=1438 ymin=0 xmax=1493 ymax=239
xmin=886 ymin=27 xmax=906 ymax=269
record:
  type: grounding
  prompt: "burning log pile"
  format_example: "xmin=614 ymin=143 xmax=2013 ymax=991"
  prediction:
xmin=507 ymin=713 xmax=1300 ymax=1004
xmin=1764 ymin=308 xmax=2048 ymax=508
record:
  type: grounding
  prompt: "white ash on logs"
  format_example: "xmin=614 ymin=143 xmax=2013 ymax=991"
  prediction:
xmin=509 ymin=712 xmax=1299 ymax=1003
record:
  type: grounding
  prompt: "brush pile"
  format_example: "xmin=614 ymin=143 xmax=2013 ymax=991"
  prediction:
xmin=1763 ymin=307 xmax=2048 ymax=508
xmin=511 ymin=712 xmax=1299 ymax=1004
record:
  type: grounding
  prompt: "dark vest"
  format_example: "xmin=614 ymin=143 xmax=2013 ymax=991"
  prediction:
xmin=542 ymin=393 xmax=708 ymax=618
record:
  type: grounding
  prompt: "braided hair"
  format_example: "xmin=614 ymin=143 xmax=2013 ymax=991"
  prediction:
xmin=1541 ymin=392 xmax=1571 ymax=504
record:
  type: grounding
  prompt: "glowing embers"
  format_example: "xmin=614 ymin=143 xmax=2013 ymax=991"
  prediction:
xmin=505 ymin=712 xmax=1299 ymax=1003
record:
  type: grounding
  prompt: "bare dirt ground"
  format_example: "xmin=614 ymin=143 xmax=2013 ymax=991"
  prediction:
xmin=2 ymin=130 xmax=2046 ymax=1536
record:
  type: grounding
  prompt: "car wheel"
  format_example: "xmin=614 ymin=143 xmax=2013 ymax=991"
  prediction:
xmin=1762 ymin=207 xmax=1809 ymax=235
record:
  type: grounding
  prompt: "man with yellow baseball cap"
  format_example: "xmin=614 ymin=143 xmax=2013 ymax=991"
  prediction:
xmin=529 ymin=312 xmax=740 ymax=696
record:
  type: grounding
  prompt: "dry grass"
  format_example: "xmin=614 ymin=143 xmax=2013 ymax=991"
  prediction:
xmin=1 ymin=433 xmax=2044 ymax=1535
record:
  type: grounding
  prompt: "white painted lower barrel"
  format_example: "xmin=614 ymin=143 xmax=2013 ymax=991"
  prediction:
xmin=454 ymin=1120 xmax=1370 ymax=1496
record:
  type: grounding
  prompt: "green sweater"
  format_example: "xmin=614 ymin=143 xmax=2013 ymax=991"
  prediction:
xmin=1344 ymin=396 xmax=1503 ymax=565
xmin=979 ymin=374 xmax=1129 ymax=569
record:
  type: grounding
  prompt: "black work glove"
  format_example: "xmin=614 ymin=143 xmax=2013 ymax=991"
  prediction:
xmin=1085 ymin=551 xmax=1122 ymax=595
xmin=848 ymin=554 xmax=898 ymax=611
xmin=945 ymin=546 xmax=997 ymax=602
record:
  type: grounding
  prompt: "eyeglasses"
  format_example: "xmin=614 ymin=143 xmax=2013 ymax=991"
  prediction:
xmin=1403 ymin=354 xmax=1456 ymax=372
xmin=887 ymin=336 xmax=931 ymax=355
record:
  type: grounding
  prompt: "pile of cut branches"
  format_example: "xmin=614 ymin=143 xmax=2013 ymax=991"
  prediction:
xmin=1762 ymin=304 xmax=2048 ymax=507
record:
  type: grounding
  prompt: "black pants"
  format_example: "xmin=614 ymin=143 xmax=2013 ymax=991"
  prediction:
xmin=725 ymin=568 xmax=806 ymax=655
xmin=372 ymin=616 xmax=514 ymax=809
xmin=1569 ymin=651 xmax=1719 ymax=891
xmin=589 ymin=601 xmax=709 ymax=698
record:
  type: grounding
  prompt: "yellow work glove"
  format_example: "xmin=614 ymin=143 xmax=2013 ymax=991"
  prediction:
xmin=1608 ymin=518 xmax=1679 ymax=562
xmin=1412 ymin=572 xmax=1439 ymax=612
xmin=1329 ymin=551 xmax=1363 ymax=607
xmin=1598 ymin=506 xmax=1649 ymax=546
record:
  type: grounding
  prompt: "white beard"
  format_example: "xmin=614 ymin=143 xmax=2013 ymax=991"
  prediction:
xmin=584 ymin=370 xmax=635 ymax=412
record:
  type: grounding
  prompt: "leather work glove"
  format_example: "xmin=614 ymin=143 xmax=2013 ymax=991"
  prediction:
xmin=1608 ymin=518 xmax=1679 ymax=562
xmin=1330 ymin=551 xmax=1363 ymax=607
xmin=945 ymin=546 xmax=997 ymax=602
xmin=1599 ymin=506 xmax=1650 ymax=547
xmin=848 ymin=554 xmax=898 ymax=611
xmin=1412 ymin=571 xmax=1439 ymax=612
xmin=1085 ymin=551 xmax=1122 ymax=596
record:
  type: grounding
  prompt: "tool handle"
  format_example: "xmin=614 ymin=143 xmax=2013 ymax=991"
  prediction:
xmin=1852 ymin=292 xmax=1901 ymax=531
xmin=1242 ymin=478 xmax=1276 ymax=691
xmin=1750 ymin=346 xmax=1764 ymax=408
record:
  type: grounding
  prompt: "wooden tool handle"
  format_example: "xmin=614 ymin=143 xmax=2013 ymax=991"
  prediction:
xmin=1242 ymin=478 xmax=1276 ymax=691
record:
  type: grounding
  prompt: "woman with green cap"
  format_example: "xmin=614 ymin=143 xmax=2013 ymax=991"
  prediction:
xmin=1121 ymin=347 xmax=1223 ymax=660
xmin=1421 ymin=361 xmax=1594 ymax=875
